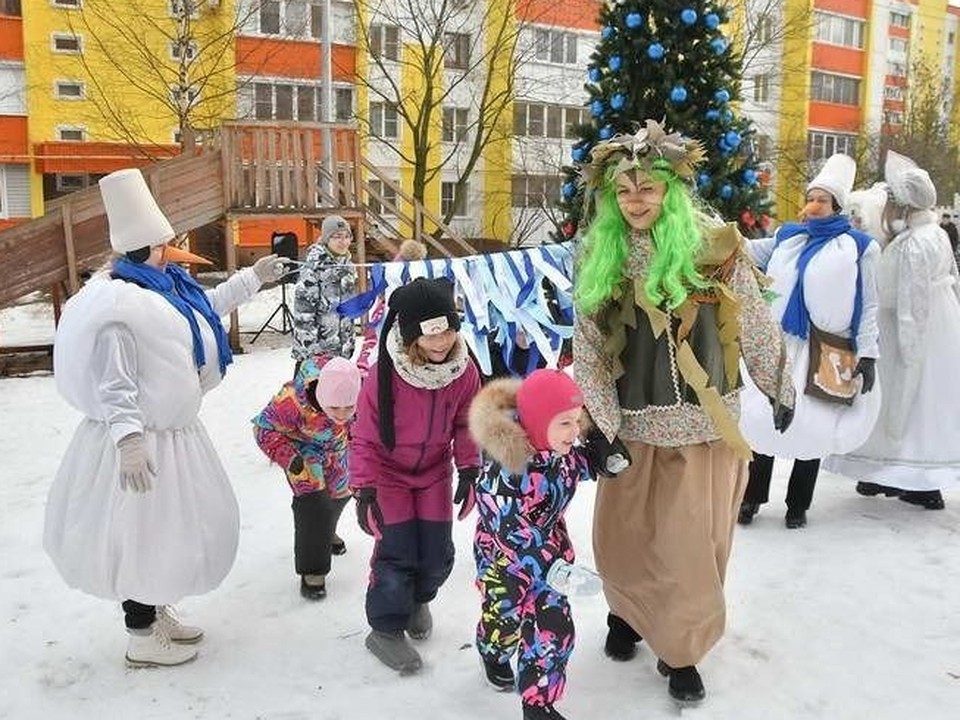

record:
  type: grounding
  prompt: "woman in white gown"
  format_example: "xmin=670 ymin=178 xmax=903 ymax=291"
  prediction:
xmin=738 ymin=154 xmax=882 ymax=528
xmin=43 ymin=169 xmax=284 ymax=667
xmin=825 ymin=153 xmax=960 ymax=510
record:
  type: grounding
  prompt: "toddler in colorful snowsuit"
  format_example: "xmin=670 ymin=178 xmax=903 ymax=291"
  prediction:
xmin=349 ymin=276 xmax=481 ymax=674
xmin=468 ymin=369 xmax=600 ymax=720
xmin=252 ymin=355 xmax=361 ymax=599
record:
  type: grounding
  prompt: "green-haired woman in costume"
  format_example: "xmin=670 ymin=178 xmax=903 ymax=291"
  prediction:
xmin=573 ymin=121 xmax=795 ymax=706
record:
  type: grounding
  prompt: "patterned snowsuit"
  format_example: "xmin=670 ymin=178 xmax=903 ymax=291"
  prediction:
xmin=292 ymin=242 xmax=358 ymax=362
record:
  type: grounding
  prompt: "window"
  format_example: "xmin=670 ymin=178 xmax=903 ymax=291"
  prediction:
xmin=170 ymin=40 xmax=198 ymax=61
xmin=884 ymin=110 xmax=904 ymax=126
xmin=0 ymin=166 xmax=6 ymax=218
xmin=52 ymin=34 xmax=82 ymax=54
xmin=887 ymin=62 xmax=906 ymax=77
xmin=807 ymin=131 xmax=857 ymax=163
xmin=534 ymin=29 xmax=578 ymax=65
xmin=511 ymin=174 xmax=561 ymax=208
xmin=53 ymin=0 xmax=82 ymax=7
xmin=370 ymin=101 xmax=399 ymax=139
xmin=753 ymin=74 xmax=770 ymax=103
xmin=56 ymin=174 xmax=86 ymax=192
xmin=757 ymin=16 xmax=774 ymax=43
xmin=55 ymin=81 xmax=84 ymax=99
xmin=546 ymin=105 xmax=563 ymax=138
xmin=335 ymin=87 xmax=353 ymax=121
xmin=0 ymin=0 xmax=21 ymax=16
xmin=563 ymin=107 xmax=584 ymax=138
xmin=810 ymin=71 xmax=860 ymax=105
xmin=260 ymin=0 xmax=280 ymax=34
xmin=297 ymin=85 xmax=315 ymax=121
xmin=515 ymin=102 xmax=583 ymax=138
xmin=57 ymin=126 xmax=85 ymax=141
xmin=442 ymin=107 xmax=469 ymax=142
xmin=367 ymin=179 xmax=398 ymax=215
xmin=444 ymin=32 xmax=471 ymax=70
xmin=884 ymin=85 xmax=903 ymax=101
xmin=170 ymin=0 xmax=198 ymax=15
xmin=274 ymin=84 xmax=293 ymax=119
xmin=251 ymin=82 xmax=325 ymax=121
xmin=441 ymin=182 xmax=467 ymax=217
xmin=370 ymin=24 xmax=400 ymax=61
xmin=950 ymin=32 xmax=956 ymax=46
xmin=890 ymin=12 xmax=910 ymax=29
xmin=814 ymin=11 xmax=865 ymax=49
xmin=889 ymin=38 xmax=908 ymax=54
xmin=254 ymin=83 xmax=272 ymax=119
xmin=310 ymin=2 xmax=322 ymax=39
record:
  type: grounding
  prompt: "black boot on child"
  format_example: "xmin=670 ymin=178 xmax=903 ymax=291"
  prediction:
xmin=481 ymin=656 xmax=515 ymax=691
xmin=522 ymin=704 xmax=568 ymax=720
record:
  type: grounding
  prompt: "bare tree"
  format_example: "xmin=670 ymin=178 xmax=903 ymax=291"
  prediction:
xmin=62 ymin=0 xmax=273 ymax=156
xmin=737 ymin=0 xmax=815 ymax=73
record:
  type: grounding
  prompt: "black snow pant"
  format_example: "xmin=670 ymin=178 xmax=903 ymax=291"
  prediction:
xmin=743 ymin=453 xmax=821 ymax=513
xmin=292 ymin=492 xmax=349 ymax=576
xmin=365 ymin=519 xmax=454 ymax=633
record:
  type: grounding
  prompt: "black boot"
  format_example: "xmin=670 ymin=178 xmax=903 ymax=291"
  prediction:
xmin=657 ymin=659 xmax=706 ymax=705
xmin=784 ymin=509 xmax=807 ymax=529
xmin=604 ymin=613 xmax=641 ymax=661
xmin=522 ymin=704 xmax=568 ymax=720
xmin=737 ymin=502 xmax=759 ymax=525
xmin=330 ymin=533 xmax=347 ymax=556
xmin=300 ymin=575 xmax=326 ymax=600
xmin=481 ymin=656 xmax=515 ymax=691
xmin=856 ymin=481 xmax=902 ymax=498
xmin=899 ymin=490 xmax=945 ymax=510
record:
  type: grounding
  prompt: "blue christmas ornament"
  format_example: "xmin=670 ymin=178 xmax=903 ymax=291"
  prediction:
xmin=591 ymin=99 xmax=605 ymax=117
xmin=572 ymin=146 xmax=587 ymax=162
xmin=626 ymin=12 xmax=643 ymax=29
xmin=610 ymin=93 xmax=626 ymax=110
xmin=608 ymin=55 xmax=623 ymax=72
xmin=710 ymin=38 xmax=728 ymax=54
xmin=724 ymin=130 xmax=742 ymax=148
xmin=705 ymin=109 xmax=721 ymax=121
xmin=601 ymin=26 xmax=615 ymax=41
xmin=714 ymin=89 xmax=731 ymax=104
xmin=562 ymin=182 xmax=576 ymax=199
xmin=705 ymin=13 xmax=720 ymax=30
xmin=697 ymin=173 xmax=711 ymax=187
xmin=670 ymin=86 xmax=688 ymax=103
xmin=742 ymin=168 xmax=758 ymax=185
xmin=647 ymin=43 xmax=665 ymax=60
xmin=588 ymin=67 xmax=603 ymax=83
xmin=680 ymin=8 xmax=698 ymax=25
xmin=720 ymin=185 xmax=733 ymax=200
xmin=721 ymin=109 xmax=734 ymax=123
xmin=599 ymin=125 xmax=614 ymax=140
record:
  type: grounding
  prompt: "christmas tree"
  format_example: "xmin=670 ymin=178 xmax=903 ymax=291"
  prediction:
xmin=556 ymin=1 xmax=772 ymax=241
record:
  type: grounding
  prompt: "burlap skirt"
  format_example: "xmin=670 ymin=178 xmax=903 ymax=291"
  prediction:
xmin=593 ymin=440 xmax=747 ymax=667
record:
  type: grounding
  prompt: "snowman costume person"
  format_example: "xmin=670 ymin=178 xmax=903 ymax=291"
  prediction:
xmin=44 ymin=169 xmax=284 ymax=667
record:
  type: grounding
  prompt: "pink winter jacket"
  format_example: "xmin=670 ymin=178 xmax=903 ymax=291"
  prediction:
xmin=349 ymin=359 xmax=481 ymax=492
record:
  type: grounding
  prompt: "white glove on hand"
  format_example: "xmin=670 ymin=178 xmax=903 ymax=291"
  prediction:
xmin=252 ymin=253 xmax=288 ymax=284
xmin=545 ymin=560 xmax=602 ymax=597
xmin=117 ymin=434 xmax=156 ymax=493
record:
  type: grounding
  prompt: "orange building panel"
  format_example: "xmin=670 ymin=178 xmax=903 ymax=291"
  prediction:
xmin=237 ymin=217 xmax=317 ymax=248
xmin=516 ymin=0 xmax=601 ymax=31
xmin=889 ymin=26 xmax=910 ymax=39
xmin=811 ymin=42 xmax=864 ymax=76
xmin=815 ymin=0 xmax=867 ymax=18
xmin=236 ymin=37 xmax=356 ymax=81
xmin=0 ymin=16 xmax=24 ymax=60
xmin=0 ymin=116 xmax=28 ymax=159
xmin=33 ymin=142 xmax=179 ymax=174
xmin=808 ymin=102 xmax=860 ymax=132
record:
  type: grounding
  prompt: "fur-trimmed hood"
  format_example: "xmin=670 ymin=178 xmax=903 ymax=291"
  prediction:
xmin=468 ymin=378 xmax=534 ymax=474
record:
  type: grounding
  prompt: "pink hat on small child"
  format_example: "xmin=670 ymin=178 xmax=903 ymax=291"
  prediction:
xmin=516 ymin=369 xmax=584 ymax=451
xmin=314 ymin=357 xmax=362 ymax=408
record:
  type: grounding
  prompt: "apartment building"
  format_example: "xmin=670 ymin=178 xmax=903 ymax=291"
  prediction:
xmin=0 ymin=0 xmax=28 ymax=231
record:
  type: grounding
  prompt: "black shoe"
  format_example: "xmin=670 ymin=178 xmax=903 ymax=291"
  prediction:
xmin=300 ymin=576 xmax=326 ymax=600
xmin=785 ymin=510 xmax=807 ymax=529
xmin=899 ymin=490 xmax=945 ymax=510
xmin=481 ymin=656 xmax=515 ymax=691
xmin=737 ymin=502 xmax=760 ymax=526
xmin=331 ymin=534 xmax=346 ymax=556
xmin=856 ymin=481 xmax=902 ymax=498
xmin=522 ymin=705 xmax=568 ymax=720
xmin=657 ymin=659 xmax=706 ymax=705
xmin=604 ymin=613 xmax=642 ymax=661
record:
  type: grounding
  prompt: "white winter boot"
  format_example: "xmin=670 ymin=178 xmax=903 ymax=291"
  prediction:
xmin=155 ymin=606 xmax=204 ymax=644
xmin=125 ymin=622 xmax=198 ymax=667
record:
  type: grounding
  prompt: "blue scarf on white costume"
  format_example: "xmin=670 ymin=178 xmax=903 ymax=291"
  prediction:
xmin=772 ymin=215 xmax=873 ymax=350
xmin=112 ymin=257 xmax=233 ymax=375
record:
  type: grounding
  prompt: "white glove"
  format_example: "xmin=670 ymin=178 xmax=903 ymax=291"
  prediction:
xmin=252 ymin=253 xmax=288 ymax=284
xmin=117 ymin=434 xmax=157 ymax=493
xmin=545 ymin=560 xmax=602 ymax=597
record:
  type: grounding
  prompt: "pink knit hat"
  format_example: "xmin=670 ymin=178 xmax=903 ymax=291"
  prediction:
xmin=516 ymin=369 xmax=584 ymax=451
xmin=314 ymin=357 xmax=362 ymax=408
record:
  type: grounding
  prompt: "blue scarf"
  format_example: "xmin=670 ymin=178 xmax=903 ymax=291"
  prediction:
xmin=773 ymin=215 xmax=873 ymax=350
xmin=112 ymin=258 xmax=233 ymax=375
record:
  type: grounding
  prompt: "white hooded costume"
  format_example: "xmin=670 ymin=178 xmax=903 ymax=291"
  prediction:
xmin=739 ymin=154 xmax=882 ymax=459
xmin=825 ymin=153 xmax=960 ymax=490
xmin=44 ymin=169 xmax=263 ymax=604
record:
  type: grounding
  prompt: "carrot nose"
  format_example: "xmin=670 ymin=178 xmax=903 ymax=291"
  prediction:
xmin=162 ymin=244 xmax=212 ymax=266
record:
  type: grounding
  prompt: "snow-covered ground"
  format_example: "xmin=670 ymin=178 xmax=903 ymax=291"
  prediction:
xmin=0 ymin=295 xmax=958 ymax=719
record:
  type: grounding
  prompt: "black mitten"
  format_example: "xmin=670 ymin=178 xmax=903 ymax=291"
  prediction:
xmin=584 ymin=428 xmax=632 ymax=478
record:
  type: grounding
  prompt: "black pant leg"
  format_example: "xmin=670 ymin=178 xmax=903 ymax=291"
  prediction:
xmin=413 ymin=518 xmax=455 ymax=604
xmin=292 ymin=491 xmax=341 ymax=576
xmin=743 ymin=452 xmax=775 ymax=505
xmin=785 ymin=458 xmax=820 ymax=512
xmin=122 ymin=600 xmax=156 ymax=630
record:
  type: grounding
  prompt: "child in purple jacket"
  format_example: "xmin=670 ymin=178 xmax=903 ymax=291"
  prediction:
xmin=468 ymin=369 xmax=601 ymax=720
xmin=252 ymin=355 xmax=361 ymax=600
xmin=349 ymin=277 xmax=481 ymax=674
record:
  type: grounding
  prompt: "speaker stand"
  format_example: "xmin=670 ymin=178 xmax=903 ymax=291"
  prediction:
xmin=250 ymin=282 xmax=294 ymax=343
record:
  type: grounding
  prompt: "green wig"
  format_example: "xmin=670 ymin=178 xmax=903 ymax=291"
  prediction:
xmin=575 ymin=162 xmax=709 ymax=315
